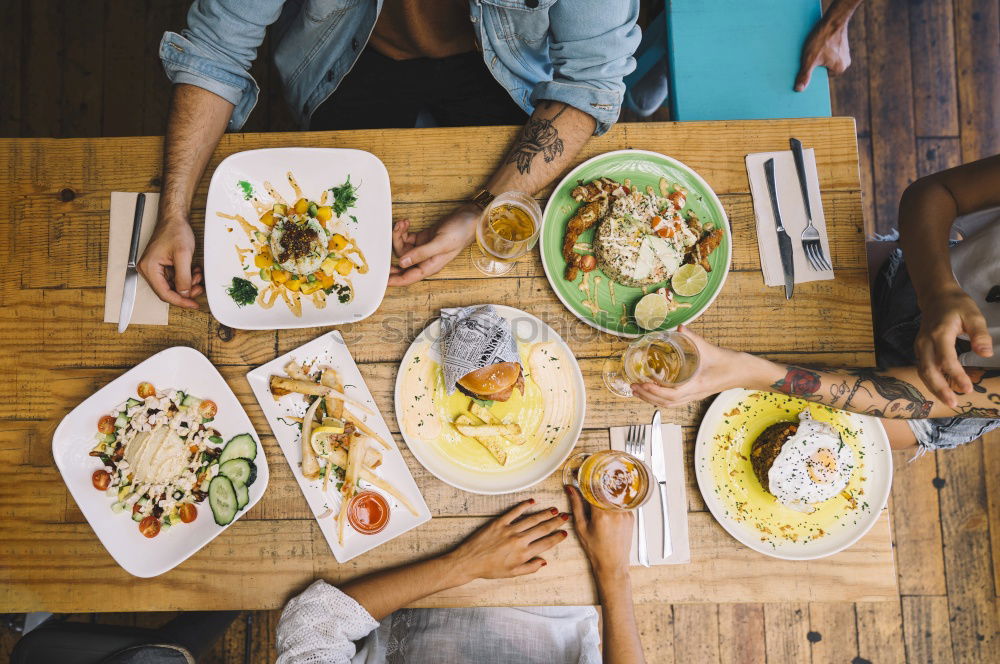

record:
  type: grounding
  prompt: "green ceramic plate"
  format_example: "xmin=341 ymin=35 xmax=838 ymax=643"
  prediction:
xmin=540 ymin=150 xmax=731 ymax=337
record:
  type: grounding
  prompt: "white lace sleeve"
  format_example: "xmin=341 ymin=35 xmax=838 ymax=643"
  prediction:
xmin=276 ymin=580 xmax=381 ymax=664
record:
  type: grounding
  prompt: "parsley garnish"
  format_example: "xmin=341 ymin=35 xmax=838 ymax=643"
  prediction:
xmin=226 ymin=276 xmax=258 ymax=306
xmin=330 ymin=176 xmax=359 ymax=218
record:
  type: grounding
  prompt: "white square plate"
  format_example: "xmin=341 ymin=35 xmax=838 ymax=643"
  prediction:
xmin=246 ymin=332 xmax=431 ymax=562
xmin=52 ymin=347 xmax=268 ymax=578
xmin=204 ymin=147 xmax=392 ymax=330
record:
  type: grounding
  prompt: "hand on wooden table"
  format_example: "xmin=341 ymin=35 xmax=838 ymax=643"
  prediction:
xmin=446 ymin=499 xmax=568 ymax=583
xmin=137 ymin=215 xmax=204 ymax=309
xmin=388 ymin=203 xmax=480 ymax=286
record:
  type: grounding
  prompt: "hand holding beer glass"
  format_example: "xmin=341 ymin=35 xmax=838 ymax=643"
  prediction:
xmin=602 ymin=329 xmax=701 ymax=398
xmin=472 ymin=192 xmax=541 ymax=276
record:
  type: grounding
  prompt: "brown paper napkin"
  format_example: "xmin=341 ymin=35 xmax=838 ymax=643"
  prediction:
xmin=103 ymin=192 xmax=169 ymax=326
xmin=610 ymin=423 xmax=691 ymax=565
xmin=746 ymin=149 xmax=834 ymax=286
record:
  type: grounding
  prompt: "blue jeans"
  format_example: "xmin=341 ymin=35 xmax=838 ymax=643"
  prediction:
xmin=872 ymin=249 xmax=1000 ymax=451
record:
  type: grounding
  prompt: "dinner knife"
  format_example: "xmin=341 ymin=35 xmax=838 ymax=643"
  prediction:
xmin=764 ymin=158 xmax=794 ymax=300
xmin=649 ymin=410 xmax=672 ymax=559
xmin=789 ymin=138 xmax=813 ymax=224
xmin=118 ymin=193 xmax=146 ymax=334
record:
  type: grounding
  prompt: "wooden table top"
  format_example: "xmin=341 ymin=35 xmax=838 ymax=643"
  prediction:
xmin=0 ymin=118 xmax=898 ymax=613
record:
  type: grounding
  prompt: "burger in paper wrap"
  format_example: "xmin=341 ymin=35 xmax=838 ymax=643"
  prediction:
xmin=440 ymin=305 xmax=524 ymax=403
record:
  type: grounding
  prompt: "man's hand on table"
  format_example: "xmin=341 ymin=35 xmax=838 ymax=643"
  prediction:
xmin=914 ymin=285 xmax=995 ymax=408
xmin=631 ymin=326 xmax=772 ymax=409
xmin=137 ymin=215 xmax=204 ymax=309
xmin=444 ymin=499 xmax=568 ymax=583
xmin=389 ymin=203 xmax=480 ymax=286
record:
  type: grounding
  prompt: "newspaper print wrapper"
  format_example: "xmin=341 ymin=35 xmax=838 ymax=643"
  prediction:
xmin=439 ymin=305 xmax=521 ymax=394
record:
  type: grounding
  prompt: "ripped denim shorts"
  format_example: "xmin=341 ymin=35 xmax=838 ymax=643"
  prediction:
xmin=872 ymin=248 xmax=1000 ymax=452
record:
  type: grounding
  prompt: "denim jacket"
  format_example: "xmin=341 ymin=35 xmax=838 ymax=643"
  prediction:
xmin=159 ymin=0 xmax=640 ymax=135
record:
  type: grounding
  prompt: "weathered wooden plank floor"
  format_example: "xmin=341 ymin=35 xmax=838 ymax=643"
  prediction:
xmin=1 ymin=0 xmax=998 ymax=661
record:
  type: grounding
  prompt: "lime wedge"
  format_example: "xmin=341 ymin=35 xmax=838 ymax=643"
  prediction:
xmin=671 ymin=264 xmax=709 ymax=297
xmin=634 ymin=293 xmax=670 ymax=330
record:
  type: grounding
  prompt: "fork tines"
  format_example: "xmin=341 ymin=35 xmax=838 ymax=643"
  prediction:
xmin=802 ymin=238 xmax=831 ymax=271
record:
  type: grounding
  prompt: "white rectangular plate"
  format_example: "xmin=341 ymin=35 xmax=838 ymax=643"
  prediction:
xmin=204 ymin=147 xmax=391 ymax=330
xmin=52 ymin=346 xmax=268 ymax=578
xmin=246 ymin=332 xmax=431 ymax=562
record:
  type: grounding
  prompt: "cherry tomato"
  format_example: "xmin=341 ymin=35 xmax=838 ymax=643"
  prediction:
xmin=97 ymin=415 xmax=116 ymax=434
xmin=132 ymin=502 xmax=143 ymax=515
xmin=179 ymin=503 xmax=198 ymax=524
xmin=579 ymin=255 xmax=598 ymax=272
xmin=92 ymin=470 xmax=111 ymax=491
xmin=138 ymin=515 xmax=161 ymax=538
xmin=137 ymin=382 xmax=155 ymax=398
xmin=197 ymin=399 xmax=218 ymax=419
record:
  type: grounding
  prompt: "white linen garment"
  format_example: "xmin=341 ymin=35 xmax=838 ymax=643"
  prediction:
xmin=276 ymin=581 xmax=603 ymax=664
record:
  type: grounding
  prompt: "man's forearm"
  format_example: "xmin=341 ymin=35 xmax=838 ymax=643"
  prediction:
xmin=595 ymin=569 xmax=645 ymax=664
xmin=486 ymin=101 xmax=597 ymax=197
xmin=744 ymin=355 xmax=1000 ymax=419
xmin=338 ymin=553 xmax=469 ymax=621
xmin=158 ymin=84 xmax=234 ymax=227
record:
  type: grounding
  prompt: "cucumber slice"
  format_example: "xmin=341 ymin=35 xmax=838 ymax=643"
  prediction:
xmin=132 ymin=511 xmax=144 ymax=522
xmin=219 ymin=458 xmax=257 ymax=487
xmin=126 ymin=398 xmax=141 ymax=409
xmin=208 ymin=476 xmax=239 ymax=526
xmin=111 ymin=502 xmax=125 ymax=514
xmin=114 ymin=415 xmax=128 ymax=428
xmin=307 ymin=202 xmax=318 ymax=217
xmin=219 ymin=434 xmax=257 ymax=464
xmin=234 ymin=481 xmax=249 ymax=510
xmin=181 ymin=394 xmax=202 ymax=408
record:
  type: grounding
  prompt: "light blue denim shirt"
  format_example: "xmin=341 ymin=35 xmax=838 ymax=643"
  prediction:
xmin=159 ymin=0 xmax=640 ymax=135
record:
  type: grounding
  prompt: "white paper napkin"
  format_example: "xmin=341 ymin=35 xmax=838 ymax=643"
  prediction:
xmin=746 ymin=149 xmax=834 ymax=286
xmin=103 ymin=192 xmax=169 ymax=326
xmin=610 ymin=423 xmax=690 ymax=566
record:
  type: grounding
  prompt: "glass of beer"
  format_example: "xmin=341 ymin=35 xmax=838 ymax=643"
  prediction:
xmin=562 ymin=449 xmax=652 ymax=511
xmin=602 ymin=329 xmax=700 ymax=398
xmin=472 ymin=191 xmax=541 ymax=276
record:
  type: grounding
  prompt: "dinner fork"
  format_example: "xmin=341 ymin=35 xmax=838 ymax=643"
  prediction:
xmin=625 ymin=425 xmax=649 ymax=567
xmin=790 ymin=138 xmax=832 ymax=272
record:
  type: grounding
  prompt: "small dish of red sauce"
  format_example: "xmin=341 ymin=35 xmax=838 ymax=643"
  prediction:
xmin=348 ymin=491 xmax=390 ymax=535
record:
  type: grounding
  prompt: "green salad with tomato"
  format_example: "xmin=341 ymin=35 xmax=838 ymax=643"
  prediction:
xmin=90 ymin=381 xmax=258 ymax=538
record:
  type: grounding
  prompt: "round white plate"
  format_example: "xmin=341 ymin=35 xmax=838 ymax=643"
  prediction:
xmin=694 ymin=388 xmax=893 ymax=560
xmin=394 ymin=305 xmax=586 ymax=495
xmin=204 ymin=147 xmax=391 ymax=330
xmin=52 ymin=346 xmax=268 ymax=577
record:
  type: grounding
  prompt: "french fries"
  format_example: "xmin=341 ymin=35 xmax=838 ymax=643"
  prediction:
xmin=455 ymin=415 xmax=508 ymax=465
xmin=269 ymin=375 xmax=376 ymax=417
xmin=454 ymin=423 xmax=522 ymax=437
xmin=468 ymin=402 xmax=526 ymax=445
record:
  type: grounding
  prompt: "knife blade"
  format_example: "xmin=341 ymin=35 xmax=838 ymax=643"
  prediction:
xmin=118 ymin=193 xmax=146 ymax=333
xmin=789 ymin=138 xmax=813 ymax=223
xmin=764 ymin=158 xmax=794 ymax=299
xmin=649 ymin=410 xmax=672 ymax=559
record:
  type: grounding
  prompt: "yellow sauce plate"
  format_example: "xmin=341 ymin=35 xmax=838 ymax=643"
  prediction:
xmin=394 ymin=306 xmax=586 ymax=494
xmin=695 ymin=388 xmax=892 ymax=560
